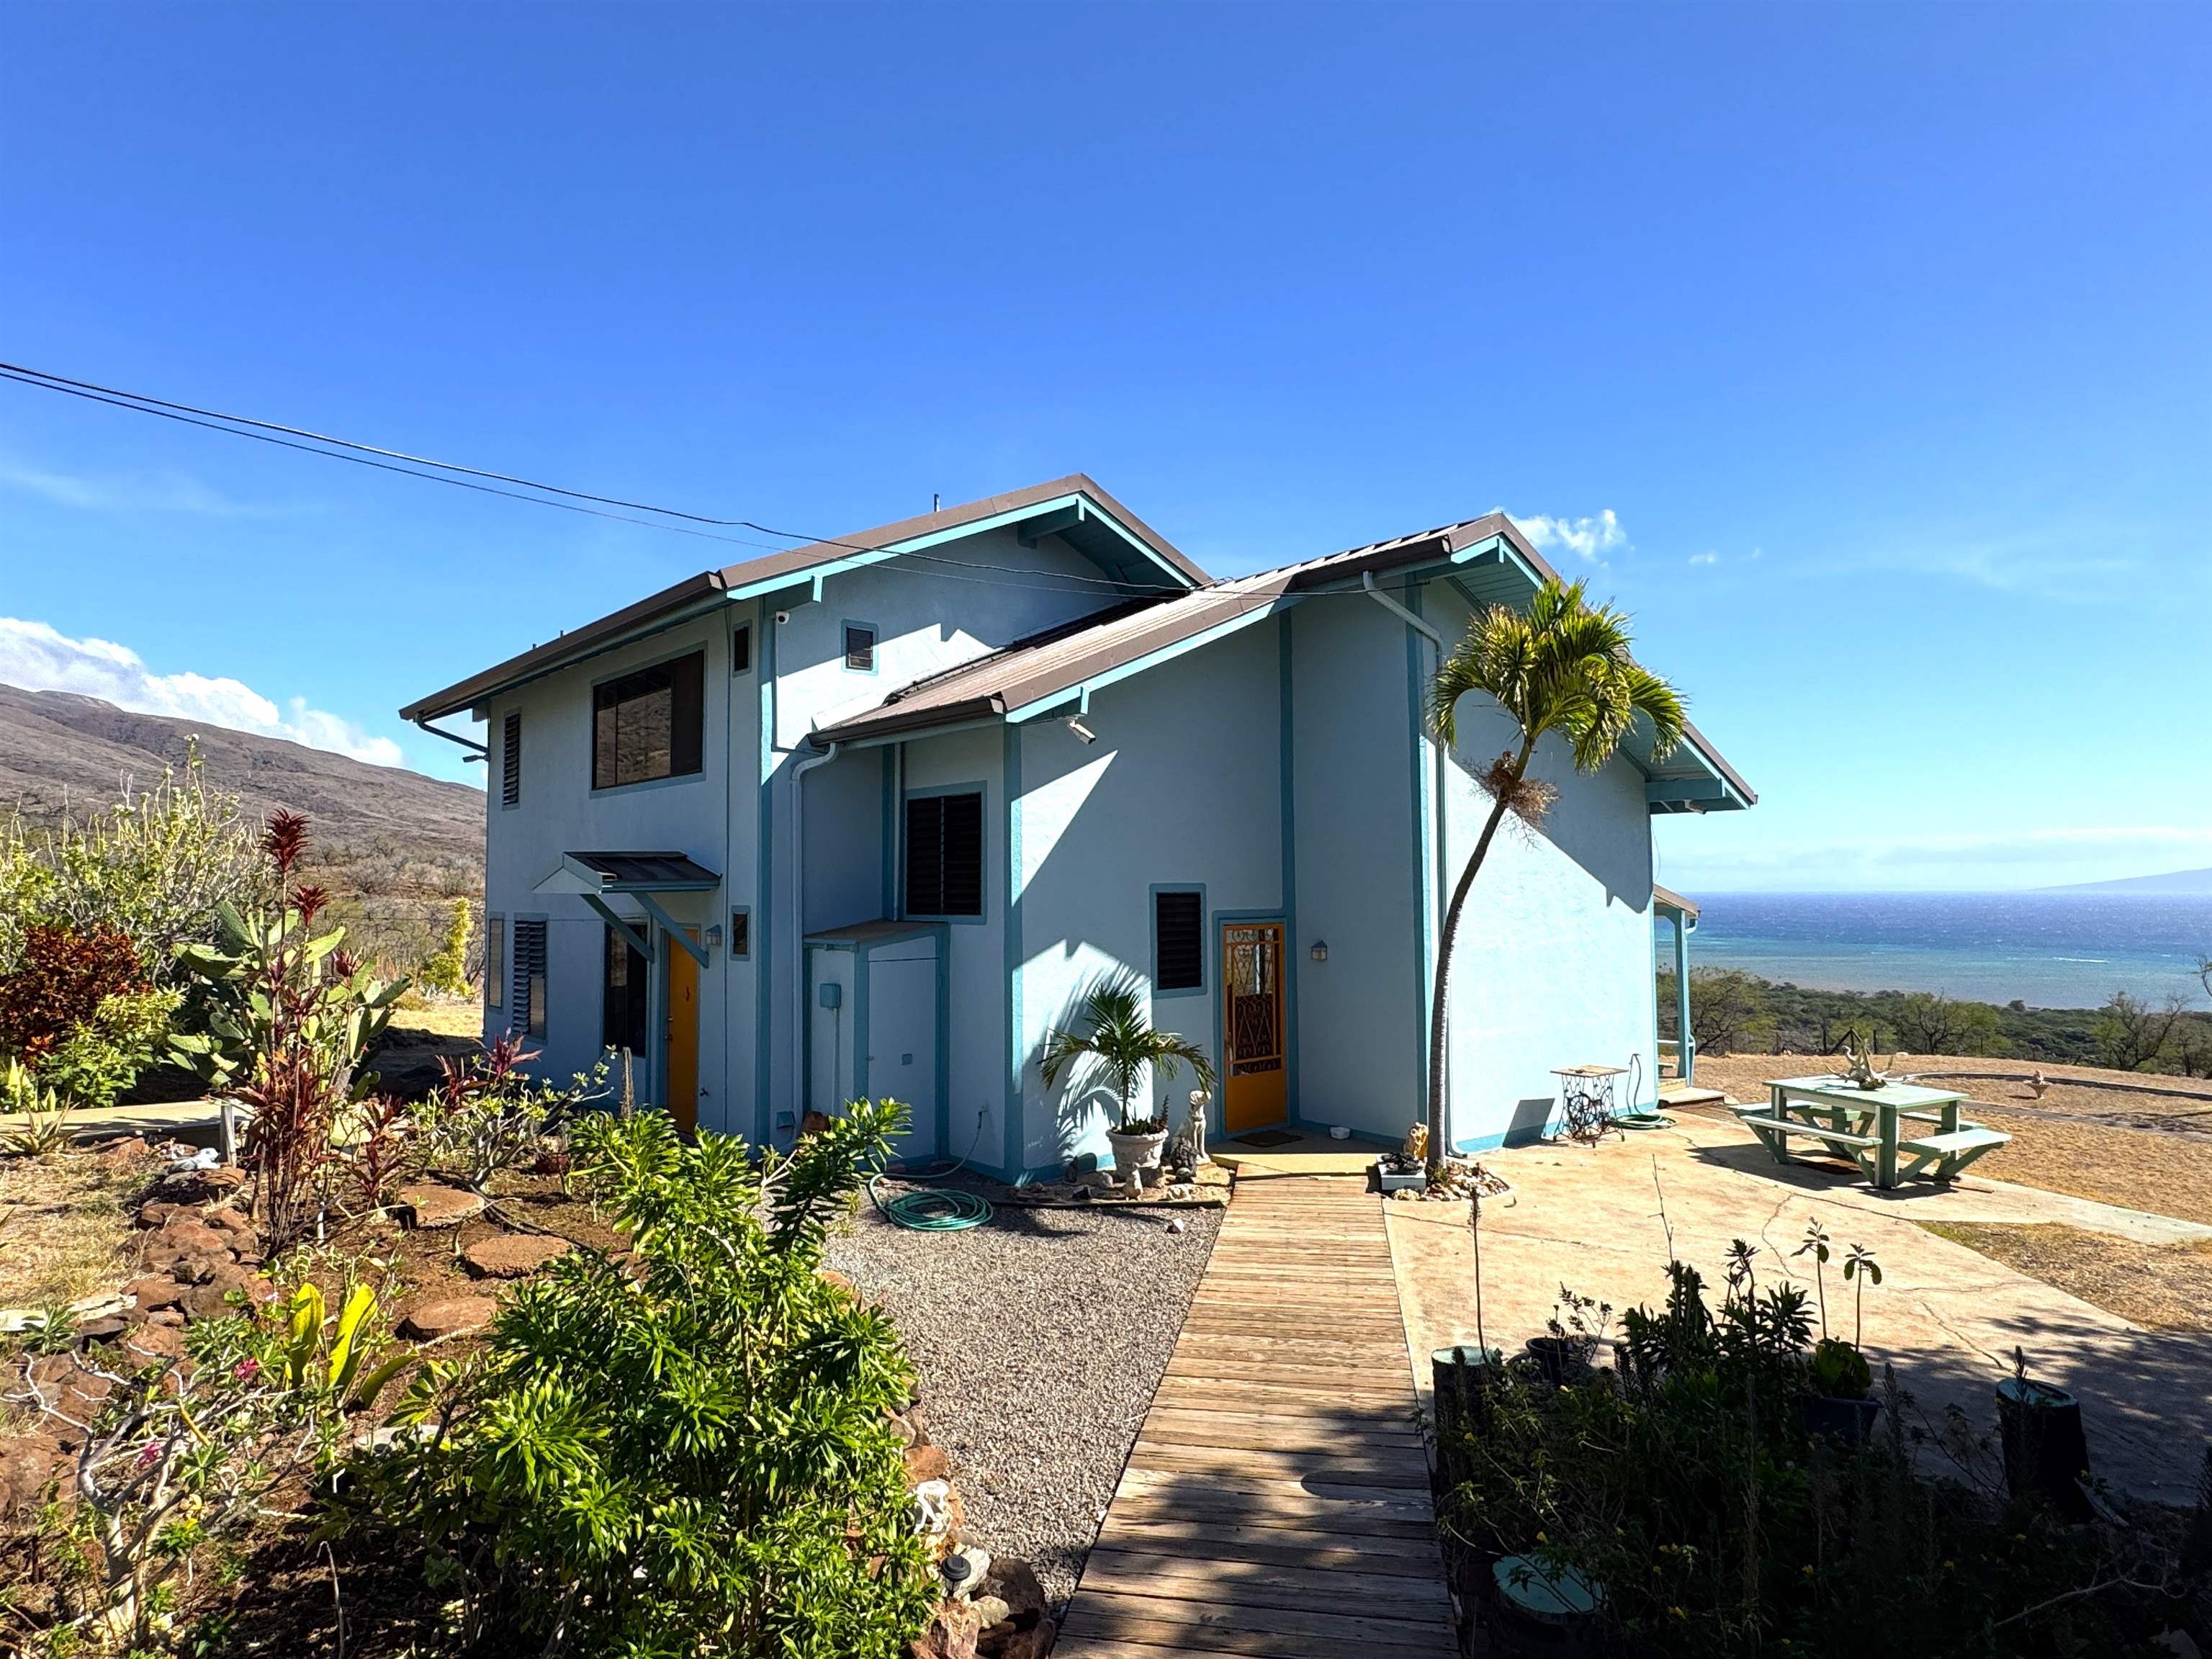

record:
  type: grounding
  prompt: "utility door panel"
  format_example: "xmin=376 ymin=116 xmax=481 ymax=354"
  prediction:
xmin=867 ymin=945 xmax=939 ymax=1160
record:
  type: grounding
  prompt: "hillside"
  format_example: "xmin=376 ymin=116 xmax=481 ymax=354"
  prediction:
xmin=0 ymin=681 xmax=485 ymax=969
xmin=2045 ymin=866 xmax=2212 ymax=896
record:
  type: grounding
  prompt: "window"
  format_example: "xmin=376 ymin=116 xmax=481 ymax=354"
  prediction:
xmin=485 ymin=915 xmax=505 ymax=1007
xmin=729 ymin=908 xmax=750 ymax=959
xmin=593 ymin=651 xmax=704 ymax=790
xmin=1154 ymin=889 xmax=1204 ymax=992
xmin=512 ymin=919 xmax=547 ymax=1038
xmin=904 ymin=791 xmax=983 ymax=917
xmin=501 ymin=711 xmax=522 ymax=807
xmin=842 ymin=623 xmax=876 ymax=673
xmin=730 ymin=622 xmax=752 ymax=675
xmin=601 ymin=924 xmax=649 ymax=1056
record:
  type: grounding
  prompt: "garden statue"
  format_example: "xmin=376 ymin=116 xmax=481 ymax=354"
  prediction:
xmin=1404 ymin=1122 xmax=1429 ymax=1164
xmin=1168 ymin=1089 xmax=1212 ymax=1177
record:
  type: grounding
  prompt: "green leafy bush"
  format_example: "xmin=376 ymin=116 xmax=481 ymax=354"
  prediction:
xmin=36 ymin=987 xmax=181 ymax=1109
xmin=355 ymin=1100 xmax=935 ymax=1658
xmin=416 ymin=896 xmax=474 ymax=996
xmin=411 ymin=1033 xmax=603 ymax=1192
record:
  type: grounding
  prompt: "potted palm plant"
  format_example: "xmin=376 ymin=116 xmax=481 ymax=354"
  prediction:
xmin=1043 ymin=981 xmax=1215 ymax=1190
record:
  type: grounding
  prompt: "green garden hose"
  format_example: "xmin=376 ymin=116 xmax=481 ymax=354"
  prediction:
xmin=868 ymin=1177 xmax=992 ymax=1231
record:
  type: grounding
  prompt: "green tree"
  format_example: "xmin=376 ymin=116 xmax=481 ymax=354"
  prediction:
xmin=1041 ymin=976 xmax=1216 ymax=1133
xmin=2092 ymin=989 xmax=2185 ymax=1072
xmin=363 ymin=1102 xmax=936 ymax=1658
xmin=1424 ymin=578 xmax=1686 ymax=1176
xmin=1687 ymin=968 xmax=1767 ymax=1057
xmin=417 ymin=894 xmax=474 ymax=994
xmin=1892 ymin=990 xmax=2001 ymax=1057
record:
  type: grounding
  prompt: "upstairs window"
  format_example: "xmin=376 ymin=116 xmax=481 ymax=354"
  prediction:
xmin=501 ymin=711 xmax=522 ymax=807
xmin=1154 ymin=889 xmax=1205 ymax=992
xmin=729 ymin=908 xmax=750 ymax=959
xmin=512 ymin=919 xmax=547 ymax=1038
xmin=904 ymin=791 xmax=983 ymax=918
xmin=842 ymin=623 xmax=877 ymax=673
xmin=730 ymin=622 xmax=752 ymax=675
xmin=593 ymin=651 xmax=704 ymax=790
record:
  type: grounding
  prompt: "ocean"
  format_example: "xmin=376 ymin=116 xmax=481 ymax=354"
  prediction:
xmin=1671 ymin=891 xmax=2212 ymax=1011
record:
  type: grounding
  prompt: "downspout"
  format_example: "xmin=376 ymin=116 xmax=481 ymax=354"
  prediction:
xmin=1362 ymin=572 xmax=1453 ymax=1140
xmin=790 ymin=740 xmax=841 ymax=1127
xmin=891 ymin=742 xmax=906 ymax=920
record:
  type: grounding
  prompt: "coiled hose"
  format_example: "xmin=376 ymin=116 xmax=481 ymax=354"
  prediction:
xmin=868 ymin=1179 xmax=993 ymax=1231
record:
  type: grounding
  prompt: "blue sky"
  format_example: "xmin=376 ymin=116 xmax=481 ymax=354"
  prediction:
xmin=2 ymin=3 xmax=2206 ymax=892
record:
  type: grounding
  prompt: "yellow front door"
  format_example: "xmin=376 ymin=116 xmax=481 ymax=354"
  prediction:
xmin=1221 ymin=922 xmax=1287 ymax=1133
xmin=665 ymin=930 xmax=699 ymax=1134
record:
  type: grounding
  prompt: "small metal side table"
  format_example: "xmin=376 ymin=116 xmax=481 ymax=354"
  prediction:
xmin=1552 ymin=1064 xmax=1629 ymax=1143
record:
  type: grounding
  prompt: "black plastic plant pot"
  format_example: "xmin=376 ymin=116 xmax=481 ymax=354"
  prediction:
xmin=1995 ymin=1377 xmax=2094 ymax=1522
xmin=1799 ymin=1393 xmax=1881 ymax=1446
xmin=1522 ymin=1336 xmax=1591 ymax=1389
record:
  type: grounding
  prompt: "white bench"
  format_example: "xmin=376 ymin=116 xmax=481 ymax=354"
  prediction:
xmin=1897 ymin=1125 xmax=2010 ymax=1181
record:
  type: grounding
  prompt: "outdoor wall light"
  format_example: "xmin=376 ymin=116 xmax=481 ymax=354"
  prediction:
xmin=1309 ymin=940 xmax=1328 ymax=963
xmin=704 ymin=925 xmax=723 ymax=950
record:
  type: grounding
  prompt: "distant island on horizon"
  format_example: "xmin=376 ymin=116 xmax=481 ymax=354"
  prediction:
xmin=2039 ymin=866 xmax=2212 ymax=896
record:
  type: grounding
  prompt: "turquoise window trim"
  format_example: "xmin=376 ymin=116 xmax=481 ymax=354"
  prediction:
xmin=840 ymin=619 xmax=881 ymax=676
xmin=729 ymin=904 xmax=750 ymax=961
xmin=901 ymin=780 xmax=989 ymax=926
xmin=1149 ymin=883 xmax=1208 ymax=1001
xmin=588 ymin=769 xmax=705 ymax=801
xmin=729 ymin=620 xmax=754 ymax=677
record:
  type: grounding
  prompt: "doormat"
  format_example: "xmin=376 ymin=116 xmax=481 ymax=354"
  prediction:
xmin=1228 ymin=1130 xmax=1300 ymax=1148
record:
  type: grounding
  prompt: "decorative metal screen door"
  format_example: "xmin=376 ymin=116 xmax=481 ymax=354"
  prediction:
xmin=1220 ymin=922 xmax=1287 ymax=1132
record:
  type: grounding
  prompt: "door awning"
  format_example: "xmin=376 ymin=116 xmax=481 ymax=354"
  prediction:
xmin=534 ymin=851 xmax=721 ymax=896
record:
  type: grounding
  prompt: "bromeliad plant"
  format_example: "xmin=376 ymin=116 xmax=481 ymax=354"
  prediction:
xmin=168 ymin=811 xmax=405 ymax=1253
xmin=1041 ymin=979 xmax=1217 ymax=1136
xmin=351 ymin=1100 xmax=936 ymax=1658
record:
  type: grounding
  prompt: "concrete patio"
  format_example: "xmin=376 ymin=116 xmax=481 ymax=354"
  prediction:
xmin=1385 ymin=1107 xmax=2212 ymax=1507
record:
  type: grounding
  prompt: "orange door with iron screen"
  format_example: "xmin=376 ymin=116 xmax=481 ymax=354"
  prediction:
xmin=665 ymin=930 xmax=699 ymax=1133
xmin=1221 ymin=922 xmax=1287 ymax=1133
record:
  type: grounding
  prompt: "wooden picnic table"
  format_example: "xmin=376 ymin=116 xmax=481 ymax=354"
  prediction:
xmin=1735 ymin=1074 xmax=2010 ymax=1190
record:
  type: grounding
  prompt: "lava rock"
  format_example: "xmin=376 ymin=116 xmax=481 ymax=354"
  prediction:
xmin=397 ymin=1184 xmax=487 ymax=1230
xmin=904 ymin=1444 xmax=953 ymax=1485
xmin=400 ymin=1296 xmax=498 ymax=1341
xmin=462 ymin=1234 xmax=570 ymax=1279
xmin=0 ymin=1434 xmax=66 ymax=1519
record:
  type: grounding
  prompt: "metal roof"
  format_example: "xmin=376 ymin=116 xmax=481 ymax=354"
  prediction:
xmin=398 ymin=475 xmax=1207 ymax=723
xmin=533 ymin=851 xmax=721 ymax=894
xmin=1652 ymin=884 xmax=1701 ymax=920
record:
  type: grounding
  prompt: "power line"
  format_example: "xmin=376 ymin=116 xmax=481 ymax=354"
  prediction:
xmin=0 ymin=360 xmax=1182 ymax=597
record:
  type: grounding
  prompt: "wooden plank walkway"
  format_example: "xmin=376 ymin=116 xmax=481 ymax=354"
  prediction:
xmin=1056 ymin=1174 xmax=1457 ymax=1658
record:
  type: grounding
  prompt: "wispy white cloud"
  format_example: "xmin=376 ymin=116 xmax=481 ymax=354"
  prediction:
xmin=0 ymin=617 xmax=405 ymax=768
xmin=0 ymin=451 xmax=309 ymax=519
xmin=1514 ymin=509 xmax=1627 ymax=565
xmin=1688 ymin=551 xmax=1719 ymax=566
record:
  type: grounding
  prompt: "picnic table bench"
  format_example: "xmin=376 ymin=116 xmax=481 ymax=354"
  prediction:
xmin=1736 ymin=1075 xmax=2010 ymax=1190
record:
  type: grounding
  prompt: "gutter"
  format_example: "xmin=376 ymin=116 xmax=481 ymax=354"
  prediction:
xmin=1361 ymin=572 xmax=1452 ymax=1137
xmin=412 ymin=715 xmax=487 ymax=760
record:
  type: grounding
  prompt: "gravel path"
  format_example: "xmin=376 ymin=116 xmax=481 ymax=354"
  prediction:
xmin=824 ymin=1179 xmax=1222 ymax=1608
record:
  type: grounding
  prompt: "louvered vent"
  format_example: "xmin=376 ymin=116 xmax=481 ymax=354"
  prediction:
xmin=904 ymin=792 xmax=983 ymax=917
xmin=1155 ymin=890 xmax=1203 ymax=991
xmin=512 ymin=918 xmax=547 ymax=1038
xmin=501 ymin=711 xmax=522 ymax=807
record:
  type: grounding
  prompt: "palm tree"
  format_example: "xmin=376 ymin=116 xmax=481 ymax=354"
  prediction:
xmin=1422 ymin=577 xmax=1686 ymax=1178
xmin=1041 ymin=979 xmax=1217 ymax=1134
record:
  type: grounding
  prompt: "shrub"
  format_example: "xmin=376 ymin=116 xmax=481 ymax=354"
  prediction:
xmin=415 ymin=896 xmax=473 ymax=995
xmin=11 ymin=1274 xmax=398 ymax=1655
xmin=0 ymin=921 xmax=147 ymax=1065
xmin=36 ymin=987 xmax=181 ymax=1108
xmin=168 ymin=812 xmax=406 ymax=1253
xmin=412 ymin=1034 xmax=604 ymax=1192
xmin=1 ymin=747 xmax=264 ymax=988
xmin=1443 ymin=1246 xmax=2190 ymax=1655
xmin=356 ymin=1100 xmax=935 ymax=1658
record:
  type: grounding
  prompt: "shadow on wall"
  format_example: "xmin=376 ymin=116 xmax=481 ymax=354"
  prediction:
xmin=1503 ymin=1096 xmax=1555 ymax=1147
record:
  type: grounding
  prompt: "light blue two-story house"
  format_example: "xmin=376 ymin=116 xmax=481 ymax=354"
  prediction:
xmin=400 ymin=477 xmax=1751 ymax=1179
